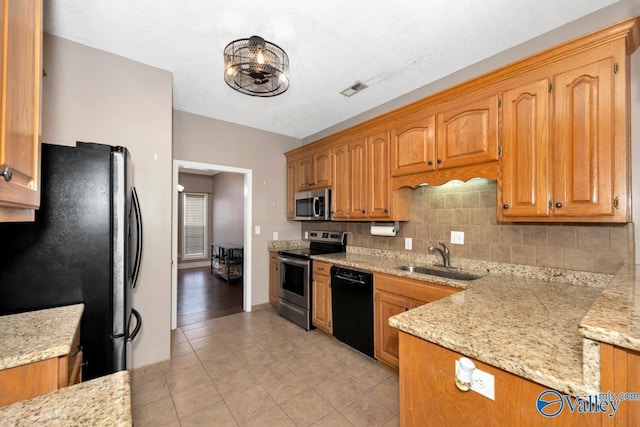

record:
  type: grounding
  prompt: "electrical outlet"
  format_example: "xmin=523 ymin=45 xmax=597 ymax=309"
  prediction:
xmin=405 ymin=238 xmax=412 ymax=250
xmin=451 ymin=231 xmax=464 ymax=245
xmin=471 ymin=368 xmax=495 ymax=400
xmin=255 ymin=225 xmax=261 ymax=235
xmin=273 ymin=231 xmax=279 ymax=240
xmin=304 ymin=231 xmax=309 ymax=239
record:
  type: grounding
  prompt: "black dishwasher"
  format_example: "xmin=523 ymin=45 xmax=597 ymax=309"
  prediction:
xmin=331 ymin=266 xmax=374 ymax=358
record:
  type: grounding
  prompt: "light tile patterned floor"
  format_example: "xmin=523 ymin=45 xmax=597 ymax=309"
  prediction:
xmin=132 ymin=307 xmax=400 ymax=426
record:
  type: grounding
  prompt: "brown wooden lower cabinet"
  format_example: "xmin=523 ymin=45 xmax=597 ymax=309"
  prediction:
xmin=374 ymin=272 xmax=459 ymax=369
xmin=269 ymin=251 xmax=279 ymax=308
xmin=311 ymin=261 xmax=332 ymax=333
xmin=399 ymin=332 xmax=639 ymax=427
xmin=0 ymin=323 xmax=82 ymax=406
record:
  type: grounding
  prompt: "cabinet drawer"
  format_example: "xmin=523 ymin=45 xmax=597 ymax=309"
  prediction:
xmin=374 ymin=272 xmax=460 ymax=302
xmin=313 ymin=261 xmax=331 ymax=275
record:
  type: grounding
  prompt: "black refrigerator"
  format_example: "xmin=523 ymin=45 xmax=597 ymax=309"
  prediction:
xmin=0 ymin=141 xmax=143 ymax=381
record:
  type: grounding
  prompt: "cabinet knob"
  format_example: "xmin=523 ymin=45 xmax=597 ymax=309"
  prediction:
xmin=437 ymin=159 xmax=442 ymax=164
xmin=555 ymin=202 xmax=563 ymax=208
xmin=503 ymin=204 xmax=509 ymax=209
xmin=362 ymin=210 xmax=366 ymax=214
xmin=405 ymin=307 xmax=409 ymax=311
xmin=0 ymin=165 xmax=12 ymax=182
xmin=427 ymin=160 xmax=433 ymax=166
xmin=384 ymin=209 xmax=388 ymax=213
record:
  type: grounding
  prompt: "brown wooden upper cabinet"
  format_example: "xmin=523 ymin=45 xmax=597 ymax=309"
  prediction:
xmin=391 ymin=94 xmax=499 ymax=176
xmin=331 ymin=130 xmax=409 ymax=221
xmin=499 ymin=43 xmax=629 ymax=223
xmin=286 ymin=160 xmax=296 ymax=219
xmin=0 ymin=0 xmax=43 ymax=222
xmin=296 ymin=145 xmax=332 ymax=191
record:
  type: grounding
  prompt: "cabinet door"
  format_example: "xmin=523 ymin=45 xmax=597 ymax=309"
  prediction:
xmin=500 ymin=79 xmax=551 ymax=218
xmin=391 ymin=110 xmax=436 ymax=176
xmin=436 ymin=94 xmax=499 ymax=169
xmin=374 ymin=290 xmax=413 ymax=369
xmin=311 ymin=273 xmax=331 ymax=333
xmin=0 ymin=0 xmax=42 ymax=218
xmin=331 ymin=142 xmax=350 ymax=219
xmin=366 ymin=130 xmax=391 ymax=218
xmin=269 ymin=252 xmax=279 ymax=307
xmin=296 ymin=155 xmax=314 ymax=191
xmin=286 ymin=160 xmax=296 ymax=219
xmin=349 ymin=138 xmax=367 ymax=218
xmin=313 ymin=148 xmax=332 ymax=188
xmin=552 ymin=55 xmax=616 ymax=217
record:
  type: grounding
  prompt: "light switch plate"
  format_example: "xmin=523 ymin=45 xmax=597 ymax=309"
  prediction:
xmin=451 ymin=231 xmax=464 ymax=245
xmin=255 ymin=225 xmax=261 ymax=235
xmin=304 ymin=231 xmax=309 ymax=239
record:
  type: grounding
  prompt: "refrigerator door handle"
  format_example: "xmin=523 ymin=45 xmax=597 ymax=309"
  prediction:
xmin=128 ymin=308 xmax=142 ymax=341
xmin=131 ymin=187 xmax=143 ymax=288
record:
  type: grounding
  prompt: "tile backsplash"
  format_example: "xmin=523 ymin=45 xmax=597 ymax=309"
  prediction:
xmin=302 ymin=179 xmax=634 ymax=274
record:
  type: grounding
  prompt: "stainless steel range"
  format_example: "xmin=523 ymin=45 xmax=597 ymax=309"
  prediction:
xmin=277 ymin=231 xmax=346 ymax=330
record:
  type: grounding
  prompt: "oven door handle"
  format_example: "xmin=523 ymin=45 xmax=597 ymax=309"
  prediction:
xmin=278 ymin=256 xmax=310 ymax=268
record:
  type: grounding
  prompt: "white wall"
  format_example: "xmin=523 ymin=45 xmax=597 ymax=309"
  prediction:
xmin=212 ymin=172 xmax=244 ymax=245
xmin=173 ymin=110 xmax=301 ymax=306
xmin=41 ymin=34 xmax=173 ymax=369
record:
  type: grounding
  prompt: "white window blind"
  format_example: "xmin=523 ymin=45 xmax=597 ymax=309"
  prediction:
xmin=183 ymin=193 xmax=208 ymax=259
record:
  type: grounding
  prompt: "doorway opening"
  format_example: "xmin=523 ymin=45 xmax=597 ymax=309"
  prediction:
xmin=171 ymin=160 xmax=252 ymax=330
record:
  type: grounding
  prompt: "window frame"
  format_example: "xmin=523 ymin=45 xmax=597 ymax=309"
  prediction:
xmin=181 ymin=192 xmax=209 ymax=260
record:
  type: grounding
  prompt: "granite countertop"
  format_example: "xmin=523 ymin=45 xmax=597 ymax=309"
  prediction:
xmin=580 ymin=266 xmax=640 ymax=351
xmin=312 ymin=248 xmax=616 ymax=396
xmin=268 ymin=240 xmax=309 ymax=251
xmin=0 ymin=304 xmax=84 ymax=370
xmin=0 ymin=370 xmax=132 ymax=426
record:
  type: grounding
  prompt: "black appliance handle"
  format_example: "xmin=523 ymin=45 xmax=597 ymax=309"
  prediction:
xmin=128 ymin=308 xmax=142 ymax=341
xmin=131 ymin=187 xmax=143 ymax=288
xmin=333 ymin=274 xmax=367 ymax=285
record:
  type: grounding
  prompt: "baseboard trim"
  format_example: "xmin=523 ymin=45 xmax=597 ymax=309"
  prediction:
xmin=251 ymin=302 xmax=274 ymax=312
xmin=178 ymin=261 xmax=210 ymax=269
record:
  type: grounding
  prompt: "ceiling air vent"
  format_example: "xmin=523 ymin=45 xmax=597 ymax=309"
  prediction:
xmin=340 ymin=81 xmax=369 ymax=97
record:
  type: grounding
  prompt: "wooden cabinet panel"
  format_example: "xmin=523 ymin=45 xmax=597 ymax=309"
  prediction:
xmin=331 ymin=141 xmax=350 ymax=219
xmin=399 ymin=332 xmax=601 ymax=427
xmin=296 ymin=155 xmax=314 ymax=191
xmin=600 ymin=343 xmax=640 ymax=426
xmin=390 ymin=110 xmax=436 ymax=176
xmin=348 ymin=138 xmax=367 ymax=218
xmin=0 ymin=0 xmax=42 ymax=222
xmin=269 ymin=252 xmax=279 ymax=307
xmin=436 ymin=94 xmax=499 ymax=169
xmin=311 ymin=261 xmax=332 ymax=333
xmin=286 ymin=161 xmax=296 ymax=219
xmin=374 ymin=272 xmax=460 ymax=369
xmin=366 ymin=130 xmax=391 ymax=218
xmin=313 ymin=148 xmax=332 ymax=188
xmin=501 ymin=78 xmax=551 ymax=217
xmin=375 ymin=290 xmax=413 ymax=368
xmin=552 ymin=56 xmax=615 ymax=217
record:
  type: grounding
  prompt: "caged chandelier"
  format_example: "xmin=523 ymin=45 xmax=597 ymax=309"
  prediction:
xmin=223 ymin=35 xmax=290 ymax=97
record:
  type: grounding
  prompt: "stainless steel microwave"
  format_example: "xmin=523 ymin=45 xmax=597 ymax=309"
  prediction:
xmin=294 ymin=189 xmax=331 ymax=220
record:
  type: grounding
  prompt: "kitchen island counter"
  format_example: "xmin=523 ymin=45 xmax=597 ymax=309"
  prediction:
xmin=0 ymin=304 xmax=84 ymax=370
xmin=313 ymin=248 xmax=616 ymax=396
xmin=0 ymin=370 xmax=131 ymax=426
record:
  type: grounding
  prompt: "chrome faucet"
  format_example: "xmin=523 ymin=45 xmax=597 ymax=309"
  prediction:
xmin=428 ymin=242 xmax=451 ymax=267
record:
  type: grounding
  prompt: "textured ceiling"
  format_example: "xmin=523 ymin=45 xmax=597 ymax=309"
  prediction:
xmin=44 ymin=0 xmax=623 ymax=139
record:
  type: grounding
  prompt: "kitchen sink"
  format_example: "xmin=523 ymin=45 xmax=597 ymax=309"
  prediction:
xmin=396 ymin=265 xmax=481 ymax=281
